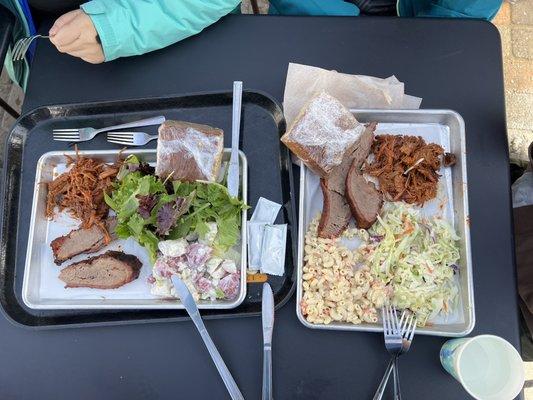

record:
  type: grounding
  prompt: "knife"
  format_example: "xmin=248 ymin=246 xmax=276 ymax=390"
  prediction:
xmin=227 ymin=81 xmax=242 ymax=198
xmin=262 ymin=283 xmax=275 ymax=400
xmin=171 ymin=276 xmax=244 ymax=400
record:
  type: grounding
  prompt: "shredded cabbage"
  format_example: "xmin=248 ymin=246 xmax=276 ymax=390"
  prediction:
xmin=359 ymin=203 xmax=460 ymax=325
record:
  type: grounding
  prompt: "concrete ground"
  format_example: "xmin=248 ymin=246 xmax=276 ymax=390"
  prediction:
xmin=0 ymin=0 xmax=532 ymax=396
xmin=493 ymin=0 xmax=533 ymax=165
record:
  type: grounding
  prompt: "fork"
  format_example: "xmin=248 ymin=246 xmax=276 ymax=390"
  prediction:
xmin=392 ymin=312 xmax=417 ymax=400
xmin=373 ymin=306 xmax=416 ymax=400
xmin=53 ymin=116 xmax=165 ymax=142
xmin=107 ymin=131 xmax=158 ymax=146
xmin=12 ymin=35 xmax=49 ymax=62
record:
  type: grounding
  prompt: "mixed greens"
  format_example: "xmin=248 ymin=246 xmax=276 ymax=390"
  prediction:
xmin=104 ymin=155 xmax=247 ymax=262
xmin=359 ymin=203 xmax=460 ymax=325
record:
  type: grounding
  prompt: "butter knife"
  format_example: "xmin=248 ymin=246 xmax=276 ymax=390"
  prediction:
xmin=262 ymin=283 xmax=275 ymax=400
xmin=171 ymin=276 xmax=244 ymax=400
xmin=227 ymin=81 xmax=242 ymax=198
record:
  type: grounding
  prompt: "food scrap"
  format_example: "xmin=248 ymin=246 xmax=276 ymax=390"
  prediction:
xmin=443 ymin=152 xmax=457 ymax=167
xmin=46 ymin=150 xmax=120 ymax=241
xmin=365 ymin=134 xmax=445 ymax=205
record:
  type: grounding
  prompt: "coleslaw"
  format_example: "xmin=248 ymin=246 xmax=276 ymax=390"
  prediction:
xmin=357 ymin=203 xmax=460 ymax=325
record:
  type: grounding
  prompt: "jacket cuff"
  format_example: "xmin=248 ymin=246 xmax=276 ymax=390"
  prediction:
xmin=81 ymin=1 xmax=120 ymax=61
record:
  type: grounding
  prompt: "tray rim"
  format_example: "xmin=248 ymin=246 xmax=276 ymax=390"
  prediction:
xmin=295 ymin=108 xmax=475 ymax=338
xmin=0 ymin=89 xmax=297 ymax=328
xmin=22 ymin=148 xmax=248 ymax=310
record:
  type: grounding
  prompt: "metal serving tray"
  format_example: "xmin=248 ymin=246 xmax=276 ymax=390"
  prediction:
xmin=22 ymin=149 xmax=247 ymax=310
xmin=0 ymin=90 xmax=296 ymax=328
xmin=296 ymin=109 xmax=474 ymax=337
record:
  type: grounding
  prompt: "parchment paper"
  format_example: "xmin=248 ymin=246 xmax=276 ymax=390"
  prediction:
xmin=283 ymin=63 xmax=422 ymax=128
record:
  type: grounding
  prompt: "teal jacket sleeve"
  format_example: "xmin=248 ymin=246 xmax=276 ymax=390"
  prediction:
xmin=80 ymin=0 xmax=240 ymax=61
xmin=397 ymin=0 xmax=502 ymax=20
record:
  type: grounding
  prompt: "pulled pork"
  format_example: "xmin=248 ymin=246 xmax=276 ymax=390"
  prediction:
xmin=45 ymin=149 xmax=120 ymax=242
xmin=365 ymin=135 xmax=445 ymax=205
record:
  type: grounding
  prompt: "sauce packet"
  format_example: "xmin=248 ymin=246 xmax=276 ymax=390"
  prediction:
xmin=250 ymin=197 xmax=281 ymax=224
xmin=260 ymin=224 xmax=287 ymax=276
xmin=247 ymin=198 xmax=282 ymax=273
xmin=247 ymin=222 xmax=266 ymax=272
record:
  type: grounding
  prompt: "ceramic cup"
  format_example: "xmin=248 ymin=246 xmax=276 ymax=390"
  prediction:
xmin=440 ymin=335 xmax=524 ymax=400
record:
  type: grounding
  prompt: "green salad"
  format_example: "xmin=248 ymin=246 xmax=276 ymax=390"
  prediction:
xmin=359 ymin=203 xmax=460 ymax=325
xmin=104 ymin=155 xmax=247 ymax=262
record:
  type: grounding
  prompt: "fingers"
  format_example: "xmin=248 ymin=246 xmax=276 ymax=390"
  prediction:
xmin=50 ymin=9 xmax=104 ymax=64
xmin=49 ymin=10 xmax=82 ymax=36
xmin=68 ymin=47 xmax=105 ymax=64
xmin=50 ymin=21 xmax=81 ymax=48
xmin=55 ymin=40 xmax=82 ymax=54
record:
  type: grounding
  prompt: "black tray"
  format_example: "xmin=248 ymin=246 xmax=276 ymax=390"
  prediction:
xmin=0 ymin=90 xmax=297 ymax=328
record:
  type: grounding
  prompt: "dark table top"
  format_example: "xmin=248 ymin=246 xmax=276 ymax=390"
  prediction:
xmin=2 ymin=15 xmax=518 ymax=400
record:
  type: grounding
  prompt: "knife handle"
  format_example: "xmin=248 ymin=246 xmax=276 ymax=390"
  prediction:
xmin=231 ymin=81 xmax=243 ymax=153
xmin=197 ymin=325 xmax=244 ymax=400
xmin=262 ymin=345 xmax=272 ymax=400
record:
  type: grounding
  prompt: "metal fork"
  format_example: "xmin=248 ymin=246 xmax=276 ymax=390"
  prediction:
xmin=392 ymin=312 xmax=417 ymax=400
xmin=373 ymin=307 xmax=417 ymax=400
xmin=12 ymin=35 xmax=49 ymax=62
xmin=107 ymin=131 xmax=158 ymax=146
xmin=53 ymin=116 xmax=165 ymax=142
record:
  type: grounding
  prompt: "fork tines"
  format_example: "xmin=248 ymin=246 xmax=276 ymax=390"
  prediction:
xmin=401 ymin=313 xmax=417 ymax=340
xmin=12 ymin=38 xmax=32 ymax=61
xmin=12 ymin=35 xmax=48 ymax=62
xmin=52 ymin=129 xmax=80 ymax=142
xmin=107 ymin=133 xmax=134 ymax=145
xmin=383 ymin=305 xmax=401 ymax=336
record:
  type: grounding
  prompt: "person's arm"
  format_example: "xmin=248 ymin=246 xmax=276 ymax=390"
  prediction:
xmin=81 ymin=0 xmax=240 ymax=61
xmin=49 ymin=0 xmax=240 ymax=63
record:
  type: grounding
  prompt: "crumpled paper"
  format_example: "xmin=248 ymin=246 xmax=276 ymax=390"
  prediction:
xmin=283 ymin=63 xmax=422 ymax=127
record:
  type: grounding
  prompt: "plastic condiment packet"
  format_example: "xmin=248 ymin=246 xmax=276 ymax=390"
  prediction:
xmin=247 ymin=221 xmax=266 ymax=271
xmin=260 ymin=224 xmax=287 ymax=276
xmin=250 ymin=197 xmax=282 ymax=224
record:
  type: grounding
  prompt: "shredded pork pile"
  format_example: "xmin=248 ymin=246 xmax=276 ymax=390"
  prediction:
xmin=46 ymin=151 xmax=120 ymax=241
xmin=365 ymin=135 xmax=444 ymax=205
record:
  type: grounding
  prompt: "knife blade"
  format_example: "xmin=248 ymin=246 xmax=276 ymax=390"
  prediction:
xmin=262 ymin=283 xmax=274 ymax=400
xmin=171 ymin=276 xmax=244 ymax=400
xmin=227 ymin=81 xmax=242 ymax=198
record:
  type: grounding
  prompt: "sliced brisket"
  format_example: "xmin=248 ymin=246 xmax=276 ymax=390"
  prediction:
xmin=50 ymin=218 xmax=116 ymax=265
xmin=59 ymin=251 xmax=142 ymax=289
xmin=318 ymin=122 xmax=377 ymax=238
xmin=318 ymin=179 xmax=352 ymax=238
xmin=346 ymin=161 xmax=383 ymax=229
xmin=325 ymin=122 xmax=377 ymax=195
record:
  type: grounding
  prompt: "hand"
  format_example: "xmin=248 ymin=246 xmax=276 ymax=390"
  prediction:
xmin=49 ymin=9 xmax=105 ymax=64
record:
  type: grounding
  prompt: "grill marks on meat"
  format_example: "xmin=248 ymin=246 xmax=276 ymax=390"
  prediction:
xmin=318 ymin=123 xmax=377 ymax=238
xmin=50 ymin=218 xmax=117 ymax=265
xmin=59 ymin=251 xmax=142 ymax=289
xmin=346 ymin=161 xmax=383 ymax=229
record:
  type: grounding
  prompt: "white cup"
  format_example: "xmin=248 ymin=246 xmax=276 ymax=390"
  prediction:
xmin=440 ymin=334 xmax=525 ymax=400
